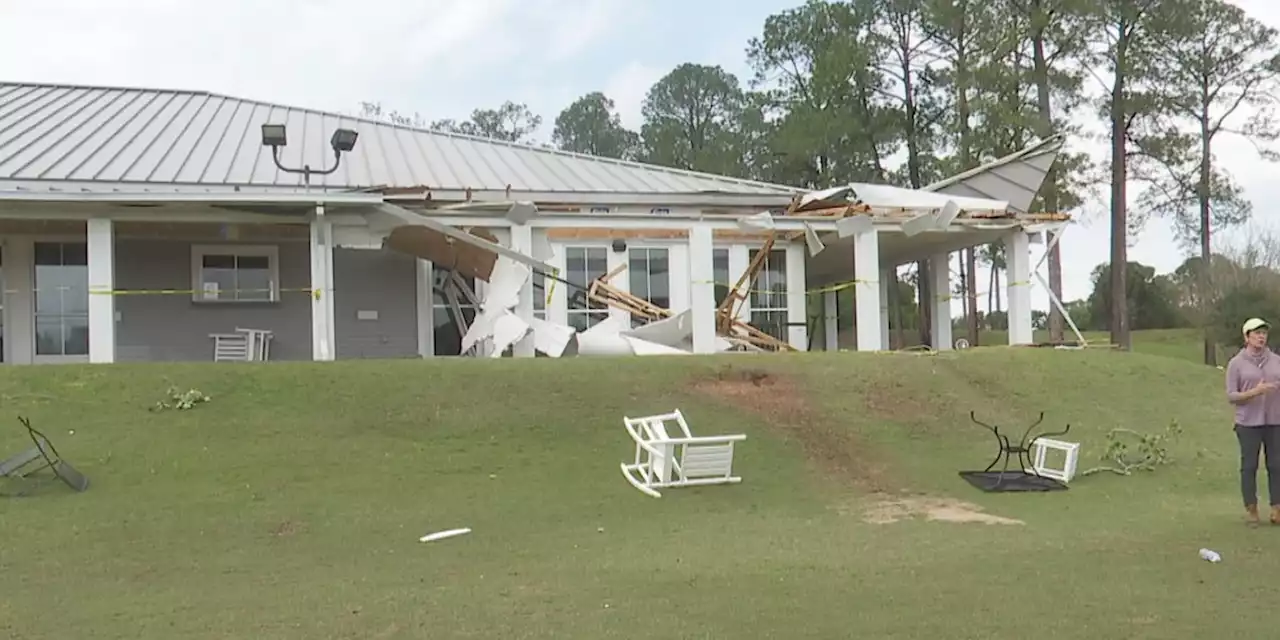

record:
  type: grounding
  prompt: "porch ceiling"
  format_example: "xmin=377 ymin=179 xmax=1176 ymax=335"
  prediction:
xmin=806 ymin=227 xmax=1017 ymax=286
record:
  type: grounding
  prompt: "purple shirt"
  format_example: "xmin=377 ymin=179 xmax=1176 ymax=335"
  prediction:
xmin=1225 ymin=347 xmax=1280 ymax=427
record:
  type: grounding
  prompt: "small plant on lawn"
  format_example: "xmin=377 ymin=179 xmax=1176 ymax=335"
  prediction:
xmin=1080 ymin=419 xmax=1183 ymax=476
xmin=150 ymin=386 xmax=211 ymax=412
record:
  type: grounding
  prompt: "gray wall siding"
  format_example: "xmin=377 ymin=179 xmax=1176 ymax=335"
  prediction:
xmin=114 ymin=240 xmax=313 ymax=362
xmin=333 ymin=248 xmax=420 ymax=359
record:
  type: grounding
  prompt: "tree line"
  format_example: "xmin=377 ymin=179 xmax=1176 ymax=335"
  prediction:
xmin=363 ymin=0 xmax=1280 ymax=364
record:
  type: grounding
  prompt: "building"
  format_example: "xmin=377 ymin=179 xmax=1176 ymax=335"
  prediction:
xmin=0 ymin=81 xmax=1067 ymax=364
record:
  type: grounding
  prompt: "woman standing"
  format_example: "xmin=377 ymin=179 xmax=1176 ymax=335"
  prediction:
xmin=1225 ymin=317 xmax=1280 ymax=526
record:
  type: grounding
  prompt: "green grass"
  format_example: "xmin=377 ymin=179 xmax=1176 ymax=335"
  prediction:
xmin=0 ymin=335 xmax=1267 ymax=639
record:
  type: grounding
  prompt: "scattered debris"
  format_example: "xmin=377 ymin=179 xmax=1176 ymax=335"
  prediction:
xmin=150 ymin=386 xmax=210 ymax=411
xmin=419 ymin=527 xmax=471 ymax=543
xmin=1080 ymin=420 xmax=1183 ymax=477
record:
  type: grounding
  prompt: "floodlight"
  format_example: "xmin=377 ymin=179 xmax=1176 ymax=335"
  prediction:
xmin=330 ymin=128 xmax=359 ymax=153
xmin=261 ymin=124 xmax=287 ymax=147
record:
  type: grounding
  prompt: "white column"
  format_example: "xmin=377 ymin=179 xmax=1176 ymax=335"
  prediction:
xmin=688 ymin=225 xmax=717 ymax=353
xmin=509 ymin=223 xmax=536 ymax=357
xmin=86 ymin=219 xmax=116 ymax=363
xmin=879 ymin=267 xmax=891 ymax=350
xmin=1007 ymin=231 xmax=1033 ymax=345
xmin=310 ymin=206 xmax=336 ymax=361
xmin=785 ymin=242 xmax=808 ymax=350
xmin=853 ymin=229 xmax=882 ymax=352
xmin=930 ymin=252 xmax=952 ymax=350
xmin=823 ymin=291 xmax=838 ymax=351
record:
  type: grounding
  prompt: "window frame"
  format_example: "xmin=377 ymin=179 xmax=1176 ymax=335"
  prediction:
xmin=748 ymin=248 xmax=789 ymax=343
xmin=563 ymin=245 xmax=611 ymax=332
xmin=627 ymin=246 xmax=671 ymax=327
xmin=190 ymin=245 xmax=281 ymax=304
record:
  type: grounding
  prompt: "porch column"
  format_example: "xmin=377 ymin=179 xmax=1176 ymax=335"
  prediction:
xmin=310 ymin=206 xmax=336 ymax=360
xmin=87 ymin=218 xmax=116 ymax=363
xmin=509 ymin=223 xmax=535 ymax=357
xmin=822 ymin=291 xmax=838 ymax=351
xmin=1007 ymin=230 xmax=1033 ymax=345
xmin=853 ymin=229 xmax=882 ymax=351
xmin=879 ymin=267 xmax=891 ymax=350
xmin=930 ymin=252 xmax=952 ymax=350
xmin=688 ymin=224 xmax=717 ymax=354
xmin=785 ymin=242 xmax=808 ymax=350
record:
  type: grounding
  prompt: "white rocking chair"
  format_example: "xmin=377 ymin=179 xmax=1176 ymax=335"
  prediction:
xmin=620 ymin=409 xmax=745 ymax=498
xmin=210 ymin=327 xmax=274 ymax=362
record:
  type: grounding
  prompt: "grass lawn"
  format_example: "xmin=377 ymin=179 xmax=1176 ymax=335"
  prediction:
xmin=0 ymin=343 xmax=1270 ymax=639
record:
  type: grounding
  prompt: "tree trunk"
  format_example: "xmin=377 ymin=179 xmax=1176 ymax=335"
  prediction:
xmin=1199 ymin=103 xmax=1215 ymax=366
xmin=1029 ymin=7 xmax=1065 ymax=342
xmin=1109 ymin=40 xmax=1131 ymax=350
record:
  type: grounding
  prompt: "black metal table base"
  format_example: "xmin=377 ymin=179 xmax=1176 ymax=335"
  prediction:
xmin=958 ymin=412 xmax=1072 ymax=493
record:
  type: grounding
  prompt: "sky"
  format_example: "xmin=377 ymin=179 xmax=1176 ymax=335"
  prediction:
xmin=2 ymin=0 xmax=1279 ymax=317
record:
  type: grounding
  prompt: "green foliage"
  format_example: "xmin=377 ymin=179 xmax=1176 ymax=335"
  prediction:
xmin=1086 ymin=261 xmax=1186 ymax=331
xmin=1080 ymin=420 xmax=1184 ymax=477
xmin=551 ymin=92 xmax=640 ymax=160
xmin=150 ymin=386 xmax=211 ymax=412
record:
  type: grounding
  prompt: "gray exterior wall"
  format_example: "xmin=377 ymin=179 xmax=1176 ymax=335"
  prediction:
xmin=113 ymin=241 xmax=421 ymax=362
xmin=333 ymin=248 xmax=420 ymax=359
xmin=114 ymin=239 xmax=314 ymax=361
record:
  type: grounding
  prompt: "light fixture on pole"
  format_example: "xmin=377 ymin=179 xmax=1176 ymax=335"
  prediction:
xmin=261 ymin=124 xmax=359 ymax=188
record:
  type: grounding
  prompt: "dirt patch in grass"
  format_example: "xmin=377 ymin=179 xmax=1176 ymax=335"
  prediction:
xmin=861 ymin=377 xmax=945 ymax=426
xmin=690 ymin=367 xmax=894 ymax=491
xmin=270 ymin=519 xmax=304 ymax=537
xmin=859 ymin=493 xmax=1024 ymax=526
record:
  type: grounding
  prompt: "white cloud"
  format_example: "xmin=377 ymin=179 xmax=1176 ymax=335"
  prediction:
xmin=602 ymin=62 xmax=665 ymax=130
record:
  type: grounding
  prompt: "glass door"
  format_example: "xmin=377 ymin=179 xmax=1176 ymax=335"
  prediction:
xmin=33 ymin=242 xmax=89 ymax=362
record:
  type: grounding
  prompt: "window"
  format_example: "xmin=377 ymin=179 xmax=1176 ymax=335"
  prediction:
xmin=565 ymin=247 xmax=608 ymax=332
xmin=533 ymin=271 xmax=547 ymax=320
xmin=191 ymin=245 xmax=279 ymax=302
xmin=628 ymin=247 xmax=669 ymax=327
xmin=713 ymin=248 xmax=730 ymax=308
xmin=432 ymin=270 xmax=479 ymax=356
xmin=34 ymin=242 xmax=89 ymax=357
xmin=749 ymin=248 xmax=788 ymax=343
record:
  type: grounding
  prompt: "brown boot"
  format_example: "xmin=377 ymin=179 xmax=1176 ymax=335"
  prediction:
xmin=1247 ymin=504 xmax=1261 ymax=527
xmin=1271 ymin=505 xmax=1280 ymax=525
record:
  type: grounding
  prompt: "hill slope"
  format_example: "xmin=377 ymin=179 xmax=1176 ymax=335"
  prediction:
xmin=0 ymin=348 xmax=1259 ymax=639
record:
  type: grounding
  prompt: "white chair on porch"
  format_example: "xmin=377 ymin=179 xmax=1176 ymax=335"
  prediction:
xmin=210 ymin=327 xmax=273 ymax=362
xmin=620 ymin=409 xmax=746 ymax=498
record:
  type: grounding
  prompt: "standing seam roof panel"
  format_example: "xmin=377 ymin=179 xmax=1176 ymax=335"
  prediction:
xmin=0 ymin=82 xmax=804 ymax=197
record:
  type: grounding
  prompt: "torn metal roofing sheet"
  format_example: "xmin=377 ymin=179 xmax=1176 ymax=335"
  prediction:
xmin=923 ymin=135 xmax=1063 ymax=213
xmin=0 ymin=82 xmax=801 ymax=199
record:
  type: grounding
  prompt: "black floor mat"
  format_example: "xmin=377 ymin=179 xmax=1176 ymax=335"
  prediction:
xmin=958 ymin=470 xmax=1068 ymax=492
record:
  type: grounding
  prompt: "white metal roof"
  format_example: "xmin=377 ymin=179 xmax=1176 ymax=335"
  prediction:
xmin=924 ymin=135 xmax=1064 ymax=213
xmin=0 ymin=82 xmax=802 ymax=204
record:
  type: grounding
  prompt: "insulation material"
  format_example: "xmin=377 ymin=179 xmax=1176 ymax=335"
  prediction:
xmin=528 ymin=316 xmax=575 ymax=357
xmin=576 ymin=316 xmax=635 ymax=356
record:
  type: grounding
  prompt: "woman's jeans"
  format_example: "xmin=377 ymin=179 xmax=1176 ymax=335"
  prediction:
xmin=1236 ymin=424 xmax=1280 ymax=507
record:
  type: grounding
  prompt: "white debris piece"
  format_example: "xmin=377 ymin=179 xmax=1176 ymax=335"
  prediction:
xmin=420 ymin=527 xmax=471 ymax=543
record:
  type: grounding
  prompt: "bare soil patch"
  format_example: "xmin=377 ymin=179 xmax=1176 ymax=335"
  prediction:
xmin=691 ymin=367 xmax=894 ymax=491
xmin=859 ymin=493 xmax=1024 ymax=526
xmin=270 ymin=519 xmax=304 ymax=537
